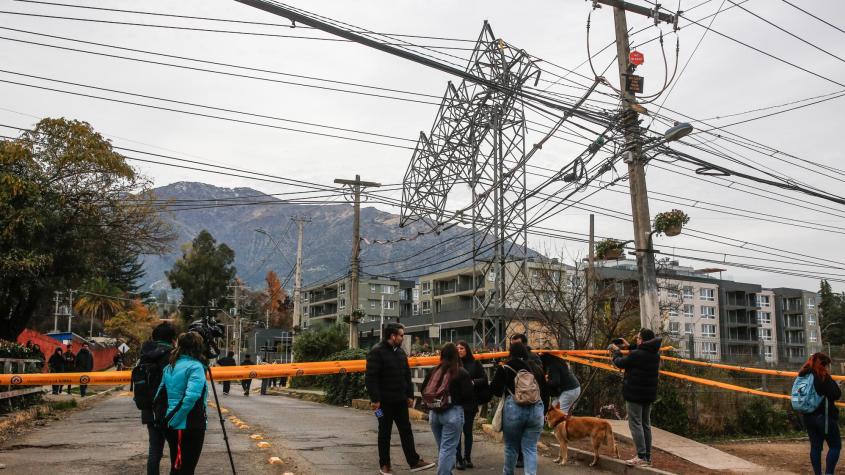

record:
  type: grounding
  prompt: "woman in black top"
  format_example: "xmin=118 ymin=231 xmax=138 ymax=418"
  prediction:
xmin=455 ymin=340 xmax=488 ymax=469
xmin=48 ymin=347 xmax=64 ymax=395
xmin=421 ymin=343 xmax=474 ymax=475
xmin=541 ymin=353 xmax=581 ymax=415
xmin=799 ymin=352 xmax=841 ymax=475
xmin=490 ymin=343 xmax=549 ymax=475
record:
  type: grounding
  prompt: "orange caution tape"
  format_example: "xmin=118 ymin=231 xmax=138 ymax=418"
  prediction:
xmin=658 ymin=355 xmax=845 ymax=382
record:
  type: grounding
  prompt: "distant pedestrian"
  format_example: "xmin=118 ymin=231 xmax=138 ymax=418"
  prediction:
xmin=48 ymin=347 xmax=64 ymax=395
xmin=114 ymin=352 xmax=125 ymax=370
xmin=541 ymin=353 xmax=581 ymax=416
xmin=135 ymin=322 xmax=176 ymax=475
xmin=365 ymin=322 xmax=435 ymax=475
xmin=63 ymin=345 xmax=76 ymax=395
xmin=610 ymin=328 xmax=662 ymax=467
xmin=797 ymin=352 xmax=841 ymax=475
xmin=216 ymin=351 xmax=236 ymax=396
xmin=156 ymin=332 xmax=208 ymax=475
xmin=240 ymin=354 xmax=253 ymax=396
xmin=491 ymin=342 xmax=548 ymax=475
xmin=75 ymin=343 xmax=94 ymax=397
xmin=421 ymin=343 xmax=473 ymax=475
xmin=455 ymin=340 xmax=489 ymax=470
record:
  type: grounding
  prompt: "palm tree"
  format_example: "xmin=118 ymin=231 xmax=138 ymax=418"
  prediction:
xmin=74 ymin=277 xmax=125 ymax=337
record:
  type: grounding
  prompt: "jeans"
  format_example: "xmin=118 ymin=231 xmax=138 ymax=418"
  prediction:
xmin=147 ymin=424 xmax=166 ymax=475
xmin=804 ymin=412 xmax=841 ymax=475
xmin=558 ymin=387 xmax=581 ymax=415
xmin=165 ymin=428 xmax=206 ymax=475
xmin=502 ymin=397 xmax=544 ymax=475
xmin=377 ymin=400 xmax=421 ymax=468
xmin=626 ymin=401 xmax=652 ymax=461
xmin=430 ymin=405 xmax=464 ymax=475
xmin=457 ymin=405 xmax=477 ymax=460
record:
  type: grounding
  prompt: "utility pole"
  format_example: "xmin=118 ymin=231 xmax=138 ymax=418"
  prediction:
xmin=586 ymin=214 xmax=596 ymax=347
xmin=291 ymin=216 xmax=310 ymax=332
xmin=334 ymin=175 xmax=381 ymax=349
xmin=66 ymin=289 xmax=76 ymax=333
xmin=53 ymin=291 xmax=62 ymax=333
xmin=594 ymin=0 xmax=676 ymax=330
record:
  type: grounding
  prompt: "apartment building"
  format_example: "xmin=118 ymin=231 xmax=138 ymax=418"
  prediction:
xmin=770 ymin=288 xmax=823 ymax=364
xmin=756 ymin=289 xmax=778 ymax=364
xmin=301 ymin=277 xmax=414 ymax=329
xmin=718 ymin=281 xmax=764 ymax=363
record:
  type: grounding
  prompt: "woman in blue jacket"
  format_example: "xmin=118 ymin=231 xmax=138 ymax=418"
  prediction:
xmin=157 ymin=332 xmax=208 ymax=475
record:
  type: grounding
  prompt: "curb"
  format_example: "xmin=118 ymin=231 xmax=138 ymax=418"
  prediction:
xmin=481 ymin=424 xmax=676 ymax=475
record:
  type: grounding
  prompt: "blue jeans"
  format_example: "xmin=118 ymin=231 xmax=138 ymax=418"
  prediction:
xmin=804 ymin=411 xmax=841 ymax=475
xmin=502 ymin=397 xmax=544 ymax=475
xmin=430 ymin=405 xmax=464 ymax=475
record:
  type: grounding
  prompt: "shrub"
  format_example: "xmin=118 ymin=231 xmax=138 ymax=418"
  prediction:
xmin=652 ymin=381 xmax=689 ymax=435
xmin=321 ymin=348 xmax=369 ymax=406
xmin=290 ymin=323 xmax=348 ymax=388
xmin=736 ymin=397 xmax=789 ymax=436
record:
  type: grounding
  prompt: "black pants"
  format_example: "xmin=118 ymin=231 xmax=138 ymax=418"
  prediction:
xmin=165 ymin=428 xmax=205 ymax=475
xmin=221 ymin=381 xmax=230 ymax=394
xmin=79 ymin=384 xmax=88 ymax=397
xmin=147 ymin=424 xmax=166 ymax=475
xmin=804 ymin=411 xmax=841 ymax=475
xmin=457 ymin=405 xmax=477 ymax=460
xmin=51 ymin=385 xmax=62 ymax=395
xmin=66 ymin=384 xmax=72 ymax=394
xmin=241 ymin=379 xmax=251 ymax=394
xmin=377 ymin=401 xmax=420 ymax=468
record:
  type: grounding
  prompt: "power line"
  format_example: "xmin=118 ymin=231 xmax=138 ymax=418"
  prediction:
xmin=779 ymin=0 xmax=845 ymax=36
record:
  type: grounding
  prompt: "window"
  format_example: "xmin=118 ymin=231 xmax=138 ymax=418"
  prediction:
xmin=488 ymin=271 xmax=496 ymax=282
xmin=702 ymin=342 xmax=717 ymax=357
xmin=382 ymin=284 xmax=395 ymax=294
xmin=421 ymin=301 xmax=431 ymax=314
xmin=668 ymin=308 xmax=679 ymax=318
xmin=338 ymin=298 xmax=346 ymax=310
xmin=667 ymin=287 xmax=680 ymax=299
xmin=421 ymin=282 xmax=431 ymax=295
xmin=683 ymin=304 xmax=694 ymax=318
xmin=339 ymin=283 xmax=346 ymax=294
xmin=384 ymin=300 xmax=395 ymax=310
xmin=369 ymin=300 xmax=378 ymax=309
xmin=412 ymin=303 xmax=419 ymax=315
xmin=683 ymin=286 xmax=694 ymax=299
xmin=531 ymin=270 xmax=540 ymax=283
xmin=757 ymin=311 xmax=771 ymax=325
xmin=701 ymin=324 xmax=717 ymax=337
xmin=759 ymin=295 xmax=770 ymax=307
xmin=765 ymin=346 xmax=773 ymax=359
xmin=413 ymin=288 xmax=419 ymax=300
xmin=808 ymin=313 xmax=817 ymax=325
xmin=760 ymin=328 xmax=772 ymax=341
xmin=684 ymin=323 xmax=694 ymax=335
xmin=369 ymin=284 xmax=377 ymax=293
xmin=810 ymin=330 xmax=818 ymax=343
xmin=700 ymin=288 xmax=715 ymax=301
xmin=669 ymin=322 xmax=680 ymax=334
xmin=808 ymin=297 xmax=816 ymax=309
xmin=700 ymin=306 xmax=716 ymax=319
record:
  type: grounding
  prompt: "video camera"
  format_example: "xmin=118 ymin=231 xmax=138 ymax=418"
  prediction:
xmin=188 ymin=314 xmax=225 ymax=359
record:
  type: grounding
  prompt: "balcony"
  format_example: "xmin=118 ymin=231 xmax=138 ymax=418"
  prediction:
xmin=434 ymin=280 xmax=479 ymax=296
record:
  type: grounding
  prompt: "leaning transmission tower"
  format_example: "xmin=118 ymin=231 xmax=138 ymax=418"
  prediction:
xmin=401 ymin=22 xmax=540 ymax=348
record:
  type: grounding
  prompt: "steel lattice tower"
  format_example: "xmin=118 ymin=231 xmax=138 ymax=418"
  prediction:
xmin=401 ymin=22 xmax=539 ymax=348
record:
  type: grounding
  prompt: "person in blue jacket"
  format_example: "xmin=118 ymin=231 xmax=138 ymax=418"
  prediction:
xmin=157 ymin=331 xmax=208 ymax=475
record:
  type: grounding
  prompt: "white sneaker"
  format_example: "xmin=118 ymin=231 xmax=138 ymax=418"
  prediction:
xmin=625 ymin=457 xmax=649 ymax=467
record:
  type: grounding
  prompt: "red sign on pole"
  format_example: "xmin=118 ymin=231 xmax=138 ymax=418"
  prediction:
xmin=629 ymin=50 xmax=644 ymax=66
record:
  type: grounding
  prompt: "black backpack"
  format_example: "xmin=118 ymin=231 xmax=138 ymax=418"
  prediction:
xmin=132 ymin=356 xmax=167 ymax=411
xmin=152 ymin=381 xmax=207 ymax=431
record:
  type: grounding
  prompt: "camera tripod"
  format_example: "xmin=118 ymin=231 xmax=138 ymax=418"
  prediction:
xmin=206 ymin=365 xmax=237 ymax=475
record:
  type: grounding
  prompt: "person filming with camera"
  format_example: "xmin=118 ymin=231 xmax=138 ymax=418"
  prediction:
xmin=609 ymin=328 xmax=661 ymax=467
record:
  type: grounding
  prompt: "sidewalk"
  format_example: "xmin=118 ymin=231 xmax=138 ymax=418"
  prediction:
xmin=606 ymin=419 xmax=764 ymax=473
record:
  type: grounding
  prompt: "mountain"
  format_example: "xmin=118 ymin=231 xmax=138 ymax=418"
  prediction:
xmin=140 ymin=182 xmax=486 ymax=291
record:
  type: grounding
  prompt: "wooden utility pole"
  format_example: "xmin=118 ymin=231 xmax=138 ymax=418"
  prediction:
xmin=595 ymin=0 xmax=676 ymax=331
xmin=587 ymin=214 xmax=595 ymax=327
xmin=291 ymin=216 xmax=310 ymax=332
xmin=334 ymin=175 xmax=381 ymax=348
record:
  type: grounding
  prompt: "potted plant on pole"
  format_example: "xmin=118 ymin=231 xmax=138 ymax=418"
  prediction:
xmin=653 ymin=209 xmax=690 ymax=237
xmin=596 ymin=238 xmax=625 ymax=260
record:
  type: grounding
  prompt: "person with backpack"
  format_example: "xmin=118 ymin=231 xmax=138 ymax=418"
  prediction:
xmin=216 ymin=351 xmax=236 ymax=396
xmin=421 ymin=343 xmax=474 ymax=475
xmin=490 ymin=342 xmax=549 ymax=475
xmin=508 ymin=334 xmax=541 ymax=468
xmin=63 ymin=345 xmax=76 ymax=395
xmin=48 ymin=347 xmax=64 ymax=395
xmin=793 ymin=352 xmax=842 ymax=475
xmin=75 ymin=343 xmax=94 ymax=397
xmin=455 ymin=340 xmax=488 ymax=470
xmin=365 ymin=323 xmax=436 ymax=475
xmin=134 ymin=322 xmax=176 ymax=475
xmin=541 ymin=353 xmax=581 ymax=416
xmin=610 ymin=328 xmax=662 ymax=467
xmin=155 ymin=331 xmax=209 ymax=475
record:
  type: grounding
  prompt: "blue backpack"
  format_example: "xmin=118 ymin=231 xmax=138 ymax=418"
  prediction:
xmin=792 ymin=373 xmax=824 ymax=413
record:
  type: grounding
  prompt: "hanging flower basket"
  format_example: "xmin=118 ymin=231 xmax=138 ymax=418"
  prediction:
xmin=653 ymin=209 xmax=690 ymax=237
xmin=596 ymin=239 xmax=625 ymax=260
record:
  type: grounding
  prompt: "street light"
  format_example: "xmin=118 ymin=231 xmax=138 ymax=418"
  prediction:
xmin=664 ymin=122 xmax=693 ymax=142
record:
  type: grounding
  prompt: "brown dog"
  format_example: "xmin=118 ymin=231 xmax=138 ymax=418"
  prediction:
xmin=546 ymin=401 xmax=620 ymax=467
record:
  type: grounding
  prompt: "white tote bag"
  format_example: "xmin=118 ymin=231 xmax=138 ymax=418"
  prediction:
xmin=491 ymin=396 xmax=505 ymax=432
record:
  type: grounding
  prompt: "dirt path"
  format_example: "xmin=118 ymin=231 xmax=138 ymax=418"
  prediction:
xmin=713 ymin=439 xmax=815 ymax=474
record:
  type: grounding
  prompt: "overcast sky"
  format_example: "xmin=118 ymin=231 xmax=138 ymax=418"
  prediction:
xmin=2 ymin=0 xmax=844 ymax=292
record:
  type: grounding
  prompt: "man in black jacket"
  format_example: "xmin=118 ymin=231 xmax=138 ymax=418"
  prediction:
xmin=240 ymin=354 xmax=254 ymax=396
xmin=217 ymin=351 xmax=236 ymax=395
xmin=75 ymin=343 xmax=95 ymax=397
xmin=365 ymin=323 xmax=435 ymax=475
xmin=611 ymin=328 xmax=662 ymax=468
xmin=138 ymin=322 xmax=176 ymax=475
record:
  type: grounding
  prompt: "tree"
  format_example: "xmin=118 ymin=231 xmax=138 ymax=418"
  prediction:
xmin=104 ymin=298 xmax=158 ymax=363
xmin=820 ymin=280 xmax=845 ymax=346
xmin=0 ymin=118 xmax=173 ymax=341
xmin=264 ymin=271 xmax=291 ymax=329
xmin=74 ymin=277 xmax=125 ymax=337
xmin=166 ymin=230 xmax=236 ymax=319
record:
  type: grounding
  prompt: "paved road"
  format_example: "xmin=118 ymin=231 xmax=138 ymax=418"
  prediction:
xmin=216 ymin=381 xmax=612 ymax=475
xmin=0 ymin=387 xmax=289 ymax=474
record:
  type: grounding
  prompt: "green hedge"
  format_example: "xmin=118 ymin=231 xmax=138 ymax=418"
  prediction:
xmin=321 ymin=348 xmax=369 ymax=406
